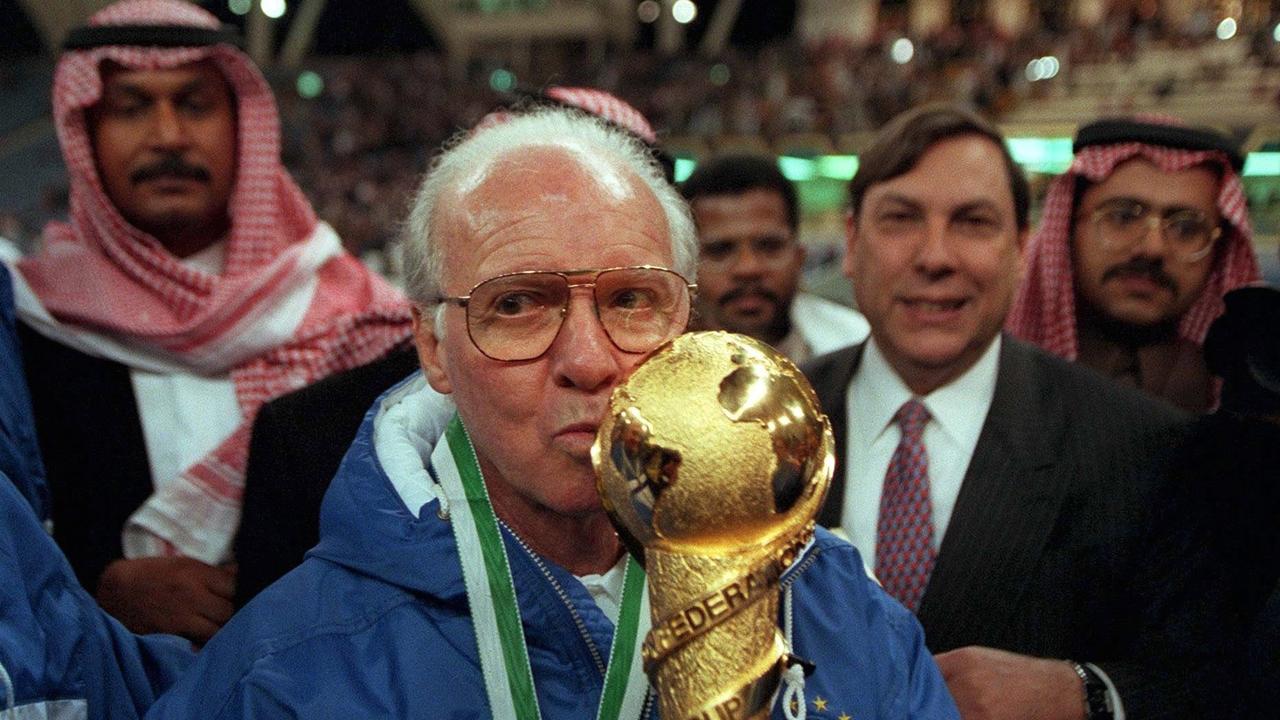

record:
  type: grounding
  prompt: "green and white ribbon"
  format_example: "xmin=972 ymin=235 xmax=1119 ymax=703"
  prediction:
xmin=431 ymin=414 xmax=651 ymax=720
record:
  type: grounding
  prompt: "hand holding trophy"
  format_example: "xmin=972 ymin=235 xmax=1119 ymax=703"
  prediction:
xmin=593 ymin=331 xmax=834 ymax=720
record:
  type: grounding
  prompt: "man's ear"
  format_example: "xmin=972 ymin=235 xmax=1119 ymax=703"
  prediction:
xmin=412 ymin=306 xmax=453 ymax=395
xmin=842 ymin=209 xmax=859 ymax=279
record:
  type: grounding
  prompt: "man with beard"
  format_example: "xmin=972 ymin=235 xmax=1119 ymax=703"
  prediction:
xmin=7 ymin=0 xmax=410 ymax=644
xmin=681 ymin=154 xmax=867 ymax=363
xmin=1008 ymin=117 xmax=1260 ymax=413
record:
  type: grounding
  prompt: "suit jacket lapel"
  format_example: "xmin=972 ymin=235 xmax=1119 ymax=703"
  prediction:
xmin=807 ymin=344 xmax=865 ymax=529
xmin=915 ymin=339 xmax=1071 ymax=651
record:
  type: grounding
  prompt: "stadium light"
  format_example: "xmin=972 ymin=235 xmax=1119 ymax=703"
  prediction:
xmin=890 ymin=38 xmax=913 ymax=64
xmin=777 ymin=156 xmax=816 ymax=182
xmin=228 ymin=0 xmax=251 ymax=15
xmin=816 ymin=155 xmax=858 ymax=180
xmin=1025 ymin=56 xmax=1060 ymax=82
xmin=489 ymin=68 xmax=516 ymax=92
xmin=674 ymin=157 xmax=697 ymax=183
xmin=673 ymin=150 xmax=1276 ymax=191
xmin=672 ymin=0 xmax=697 ymax=24
xmin=296 ymin=70 xmax=323 ymax=99
xmin=1006 ymin=137 xmax=1073 ymax=173
xmin=261 ymin=0 xmax=287 ymax=19
xmin=1243 ymin=152 xmax=1280 ymax=177
xmin=637 ymin=0 xmax=660 ymax=24
xmin=1216 ymin=18 xmax=1237 ymax=40
xmin=709 ymin=63 xmax=730 ymax=86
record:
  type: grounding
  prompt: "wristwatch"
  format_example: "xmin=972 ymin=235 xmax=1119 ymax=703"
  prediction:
xmin=1071 ymin=661 xmax=1115 ymax=720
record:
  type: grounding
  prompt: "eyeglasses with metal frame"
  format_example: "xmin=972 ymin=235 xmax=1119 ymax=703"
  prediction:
xmin=1085 ymin=198 xmax=1221 ymax=263
xmin=433 ymin=265 xmax=697 ymax=362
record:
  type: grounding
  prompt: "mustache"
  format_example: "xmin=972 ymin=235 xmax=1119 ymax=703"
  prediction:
xmin=1101 ymin=257 xmax=1177 ymax=293
xmin=130 ymin=155 xmax=211 ymax=185
xmin=719 ymin=284 xmax=783 ymax=308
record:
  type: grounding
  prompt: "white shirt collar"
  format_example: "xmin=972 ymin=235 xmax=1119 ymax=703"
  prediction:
xmin=852 ymin=334 xmax=1002 ymax=442
xmin=923 ymin=336 xmax=1002 ymax=453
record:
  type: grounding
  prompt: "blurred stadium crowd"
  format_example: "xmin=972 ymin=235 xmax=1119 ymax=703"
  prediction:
xmin=1 ymin=5 xmax=1278 ymax=267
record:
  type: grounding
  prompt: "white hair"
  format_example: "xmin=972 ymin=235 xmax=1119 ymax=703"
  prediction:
xmin=401 ymin=106 xmax=697 ymax=309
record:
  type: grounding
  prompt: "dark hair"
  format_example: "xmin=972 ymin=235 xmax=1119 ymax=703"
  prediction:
xmin=680 ymin=154 xmax=799 ymax=232
xmin=848 ymin=104 xmax=1030 ymax=231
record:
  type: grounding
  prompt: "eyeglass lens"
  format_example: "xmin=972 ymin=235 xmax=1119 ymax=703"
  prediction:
xmin=465 ymin=267 xmax=690 ymax=361
xmin=1093 ymin=199 xmax=1217 ymax=258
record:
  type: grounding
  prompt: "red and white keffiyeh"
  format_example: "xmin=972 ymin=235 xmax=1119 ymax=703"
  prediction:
xmin=544 ymin=86 xmax=658 ymax=144
xmin=14 ymin=0 xmax=411 ymax=563
xmin=1007 ymin=120 xmax=1261 ymax=360
xmin=474 ymin=86 xmax=659 ymax=144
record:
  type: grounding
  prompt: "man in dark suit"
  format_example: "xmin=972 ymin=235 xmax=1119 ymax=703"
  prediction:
xmin=233 ymin=345 xmax=417 ymax=607
xmin=803 ymin=104 xmax=1216 ymax=719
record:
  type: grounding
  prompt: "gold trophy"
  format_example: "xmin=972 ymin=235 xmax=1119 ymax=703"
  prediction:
xmin=593 ymin=331 xmax=834 ymax=720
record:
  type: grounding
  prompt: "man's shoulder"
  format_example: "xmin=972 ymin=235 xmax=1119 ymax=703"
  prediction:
xmin=787 ymin=527 xmax=890 ymax=617
xmin=260 ymin=345 xmax=418 ymax=420
xmin=800 ymin=342 xmax=863 ymax=382
xmin=1002 ymin=337 xmax=1188 ymax=431
xmin=791 ymin=293 xmax=870 ymax=356
xmin=787 ymin=527 xmax=961 ymax=719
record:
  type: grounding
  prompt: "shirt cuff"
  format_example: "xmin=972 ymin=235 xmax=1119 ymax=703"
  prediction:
xmin=1084 ymin=662 xmax=1125 ymax=720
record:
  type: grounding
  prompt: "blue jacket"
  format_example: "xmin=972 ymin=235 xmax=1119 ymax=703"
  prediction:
xmin=0 ymin=472 xmax=195 ymax=719
xmin=149 ymin=380 xmax=957 ymax=719
xmin=0 ymin=264 xmax=47 ymax=521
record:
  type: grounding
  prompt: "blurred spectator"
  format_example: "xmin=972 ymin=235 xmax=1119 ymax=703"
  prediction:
xmin=1009 ymin=117 xmax=1261 ymax=413
xmin=680 ymin=153 xmax=868 ymax=362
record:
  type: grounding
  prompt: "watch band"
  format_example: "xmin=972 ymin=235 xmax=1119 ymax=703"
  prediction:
xmin=1071 ymin=661 xmax=1115 ymax=720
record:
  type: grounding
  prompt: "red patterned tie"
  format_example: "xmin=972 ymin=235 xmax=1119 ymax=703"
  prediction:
xmin=875 ymin=399 xmax=936 ymax=612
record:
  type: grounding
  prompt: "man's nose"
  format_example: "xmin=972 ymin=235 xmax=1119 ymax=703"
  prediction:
xmin=1134 ymin=216 xmax=1168 ymax=257
xmin=149 ymin=102 xmax=190 ymax=148
xmin=913 ymin=218 xmax=955 ymax=276
xmin=548 ymin=293 xmax=623 ymax=393
xmin=728 ymin=245 xmax=766 ymax=277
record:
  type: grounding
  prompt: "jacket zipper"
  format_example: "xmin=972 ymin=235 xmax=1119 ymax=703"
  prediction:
xmin=502 ymin=521 xmax=657 ymax=719
xmin=502 ymin=520 xmax=609 ymax=675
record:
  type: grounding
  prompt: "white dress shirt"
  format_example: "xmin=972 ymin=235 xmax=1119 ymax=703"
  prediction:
xmin=839 ymin=335 xmax=1001 ymax=562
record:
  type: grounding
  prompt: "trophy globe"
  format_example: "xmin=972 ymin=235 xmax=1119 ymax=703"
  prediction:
xmin=593 ymin=331 xmax=834 ymax=720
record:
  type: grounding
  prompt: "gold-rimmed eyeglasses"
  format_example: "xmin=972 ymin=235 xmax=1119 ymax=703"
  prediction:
xmin=434 ymin=265 xmax=696 ymax=362
xmin=1085 ymin=198 xmax=1221 ymax=263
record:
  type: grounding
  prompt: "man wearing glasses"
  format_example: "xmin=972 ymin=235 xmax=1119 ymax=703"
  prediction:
xmin=149 ymin=107 xmax=958 ymax=719
xmin=681 ymin=154 xmax=868 ymax=364
xmin=1008 ymin=118 xmax=1261 ymax=413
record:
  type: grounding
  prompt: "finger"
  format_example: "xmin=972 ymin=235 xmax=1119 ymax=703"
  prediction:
xmin=178 ymin=614 xmax=223 ymax=645
xmin=188 ymin=588 xmax=236 ymax=627
xmin=203 ymin=565 xmax=237 ymax=599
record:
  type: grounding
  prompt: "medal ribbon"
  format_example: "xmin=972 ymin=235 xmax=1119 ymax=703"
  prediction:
xmin=436 ymin=414 xmax=649 ymax=720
